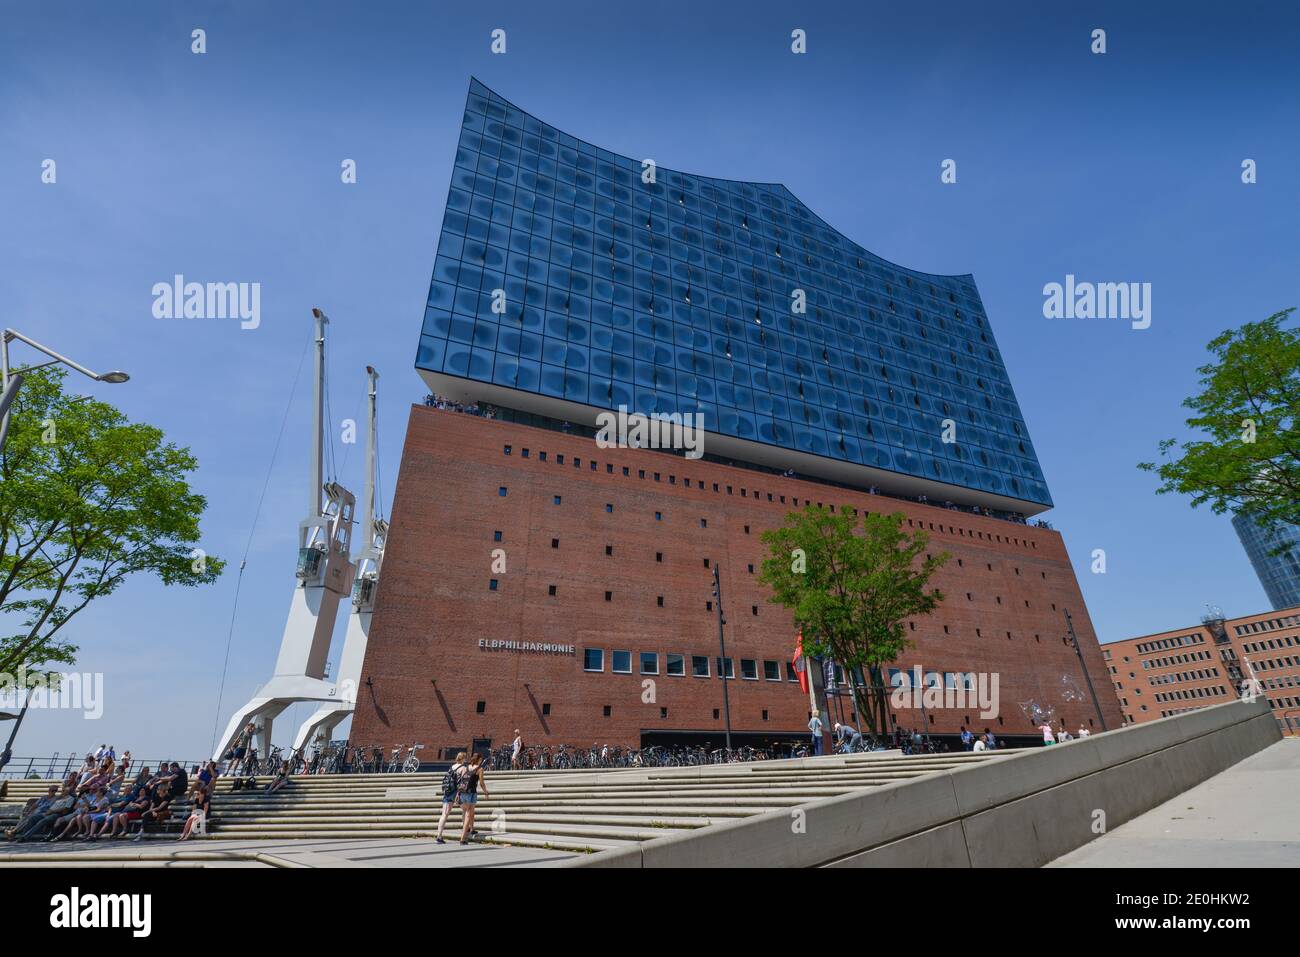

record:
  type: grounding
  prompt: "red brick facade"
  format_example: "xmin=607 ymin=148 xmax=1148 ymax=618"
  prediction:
xmin=348 ymin=406 xmax=1124 ymax=756
xmin=1104 ymin=606 xmax=1300 ymax=736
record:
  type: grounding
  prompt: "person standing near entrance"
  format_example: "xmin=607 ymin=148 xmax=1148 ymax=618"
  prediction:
xmin=808 ymin=710 xmax=824 ymax=755
xmin=511 ymin=730 xmax=523 ymax=770
xmin=459 ymin=753 xmax=489 ymax=844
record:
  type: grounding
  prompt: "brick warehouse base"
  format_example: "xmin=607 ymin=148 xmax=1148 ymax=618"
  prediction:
xmin=348 ymin=406 xmax=1124 ymax=756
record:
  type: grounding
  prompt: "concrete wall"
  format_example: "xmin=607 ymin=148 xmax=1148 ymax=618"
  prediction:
xmin=567 ymin=698 xmax=1280 ymax=868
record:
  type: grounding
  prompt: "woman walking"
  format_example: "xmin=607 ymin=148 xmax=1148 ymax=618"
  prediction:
xmin=434 ymin=751 xmax=467 ymax=845
xmin=458 ymin=753 xmax=489 ymax=845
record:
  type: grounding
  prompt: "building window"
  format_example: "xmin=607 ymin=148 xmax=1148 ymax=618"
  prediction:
xmin=741 ymin=659 xmax=758 ymax=680
xmin=476 ymin=701 xmax=486 ymax=714
xmin=700 ymin=518 xmax=707 ymax=528
xmin=603 ymin=705 xmax=611 ymax=717
xmin=640 ymin=652 xmax=659 ymax=675
xmin=553 ymin=495 xmax=562 ymax=505
xmin=656 ymin=552 xmax=663 ymax=562
xmin=551 ymin=538 xmax=559 ymax=549
xmin=703 ymin=557 xmax=710 ymax=568
xmin=605 ymin=503 xmax=613 ymax=513
xmin=542 ymin=703 xmax=550 ymax=716
xmin=604 ymin=591 xmax=612 ymax=601
xmin=539 ymin=452 xmax=547 ymax=461
xmin=521 ymin=448 xmax=529 ymax=458
xmin=489 ymin=579 xmax=498 ymax=591
xmin=605 ymin=545 xmax=613 ymax=556
xmin=764 ymin=660 xmax=781 ymax=681
xmin=548 ymin=584 xmax=557 ymax=596
xmin=503 ymin=445 xmax=512 ymax=455
xmin=656 ymin=596 xmax=664 ymax=607
xmin=584 ymin=648 xmax=604 ymax=672
xmin=692 ymin=655 xmax=710 ymax=678
xmin=752 ymin=605 xmax=758 ymax=616
xmin=498 ymin=487 xmax=507 ymax=497
xmin=612 ymin=650 xmax=632 ymax=674
xmin=666 ymin=654 xmax=685 ymax=676
xmin=786 ymin=662 xmax=799 ymax=682
xmin=715 ymin=657 xmax=734 ymax=679
xmin=493 ymin=530 xmax=502 ymax=542
xmin=655 ymin=511 xmax=662 ymax=521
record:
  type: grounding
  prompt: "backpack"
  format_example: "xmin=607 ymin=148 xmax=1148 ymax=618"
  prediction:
xmin=441 ymin=763 xmax=462 ymax=798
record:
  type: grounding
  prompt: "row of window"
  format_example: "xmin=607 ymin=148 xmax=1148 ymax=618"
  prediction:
xmin=493 ymin=443 xmax=1044 ymax=552
xmin=1155 ymin=685 xmax=1229 ymax=703
xmin=582 ymin=649 xmax=792 ymax=681
xmin=1234 ymin=614 xmax=1300 ymax=636
xmin=1242 ymin=634 xmax=1299 ymax=654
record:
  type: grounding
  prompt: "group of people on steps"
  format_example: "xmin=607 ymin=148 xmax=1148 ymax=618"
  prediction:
xmin=434 ymin=751 xmax=490 ymax=845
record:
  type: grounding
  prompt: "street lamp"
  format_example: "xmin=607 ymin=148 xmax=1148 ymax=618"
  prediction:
xmin=1 ymin=328 xmax=129 ymax=450
xmin=711 ymin=564 xmax=734 ymax=752
xmin=1064 ymin=608 xmax=1109 ymax=732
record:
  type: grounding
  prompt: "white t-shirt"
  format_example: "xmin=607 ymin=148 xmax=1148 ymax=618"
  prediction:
xmin=1078 ymin=728 xmax=1091 ymax=737
xmin=973 ymin=739 xmax=986 ymax=752
xmin=511 ymin=736 xmax=522 ymax=755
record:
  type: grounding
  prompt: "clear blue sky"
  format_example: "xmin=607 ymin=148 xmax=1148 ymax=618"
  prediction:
xmin=2 ymin=1 xmax=1297 ymax=759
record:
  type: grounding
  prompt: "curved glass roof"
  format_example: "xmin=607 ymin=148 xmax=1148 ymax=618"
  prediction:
xmin=417 ymin=78 xmax=1051 ymax=510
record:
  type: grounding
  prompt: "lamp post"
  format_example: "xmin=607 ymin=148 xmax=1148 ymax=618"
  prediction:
xmin=1064 ymin=608 xmax=1109 ymax=732
xmin=711 ymin=564 xmax=733 ymax=752
xmin=1 ymin=328 xmax=129 ymax=450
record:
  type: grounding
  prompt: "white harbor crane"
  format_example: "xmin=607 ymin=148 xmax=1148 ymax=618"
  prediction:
xmin=212 ymin=309 xmax=358 ymax=763
xmin=291 ymin=364 xmax=386 ymax=752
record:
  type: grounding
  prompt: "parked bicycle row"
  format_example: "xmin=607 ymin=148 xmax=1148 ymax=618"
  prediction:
xmin=220 ymin=724 xmax=425 ymax=776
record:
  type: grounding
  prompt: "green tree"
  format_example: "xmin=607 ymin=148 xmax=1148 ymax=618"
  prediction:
xmin=0 ymin=367 xmax=223 ymax=678
xmin=758 ymin=505 xmax=949 ymax=739
xmin=1138 ymin=308 xmax=1299 ymax=534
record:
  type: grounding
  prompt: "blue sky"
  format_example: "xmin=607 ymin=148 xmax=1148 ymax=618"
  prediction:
xmin=2 ymin=1 xmax=1297 ymax=759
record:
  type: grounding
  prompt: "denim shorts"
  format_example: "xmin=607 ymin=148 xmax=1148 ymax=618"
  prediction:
xmin=460 ymin=793 xmax=477 ymax=805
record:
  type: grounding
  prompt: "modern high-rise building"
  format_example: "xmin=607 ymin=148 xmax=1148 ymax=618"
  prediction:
xmin=349 ymin=79 xmax=1121 ymax=756
xmin=1231 ymin=513 xmax=1300 ymax=611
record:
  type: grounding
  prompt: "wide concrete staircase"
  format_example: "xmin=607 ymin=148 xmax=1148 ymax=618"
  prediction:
xmin=3 ymin=750 xmax=1009 ymax=854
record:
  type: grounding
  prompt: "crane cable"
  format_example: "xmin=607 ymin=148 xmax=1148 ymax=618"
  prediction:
xmin=208 ymin=332 xmax=311 ymax=756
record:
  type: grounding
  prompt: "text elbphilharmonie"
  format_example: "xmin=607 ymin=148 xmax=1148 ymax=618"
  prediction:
xmin=478 ymin=640 xmax=576 ymax=655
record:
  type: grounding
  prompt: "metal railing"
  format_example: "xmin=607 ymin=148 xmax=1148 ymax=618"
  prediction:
xmin=1 ymin=753 xmax=207 ymax=781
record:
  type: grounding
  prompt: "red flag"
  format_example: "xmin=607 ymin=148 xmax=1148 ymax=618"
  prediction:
xmin=793 ymin=628 xmax=809 ymax=694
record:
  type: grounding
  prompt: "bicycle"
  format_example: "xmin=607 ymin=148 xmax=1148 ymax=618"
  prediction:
xmin=385 ymin=744 xmax=404 ymax=773
xmin=402 ymin=744 xmax=424 ymax=773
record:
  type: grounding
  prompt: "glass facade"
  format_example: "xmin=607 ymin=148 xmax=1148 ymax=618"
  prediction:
xmin=1232 ymin=513 xmax=1300 ymax=611
xmin=419 ymin=78 xmax=1051 ymax=509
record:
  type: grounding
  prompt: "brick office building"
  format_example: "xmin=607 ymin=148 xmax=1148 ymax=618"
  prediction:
xmin=1104 ymin=605 xmax=1300 ymax=737
xmin=347 ymin=79 xmax=1123 ymax=756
